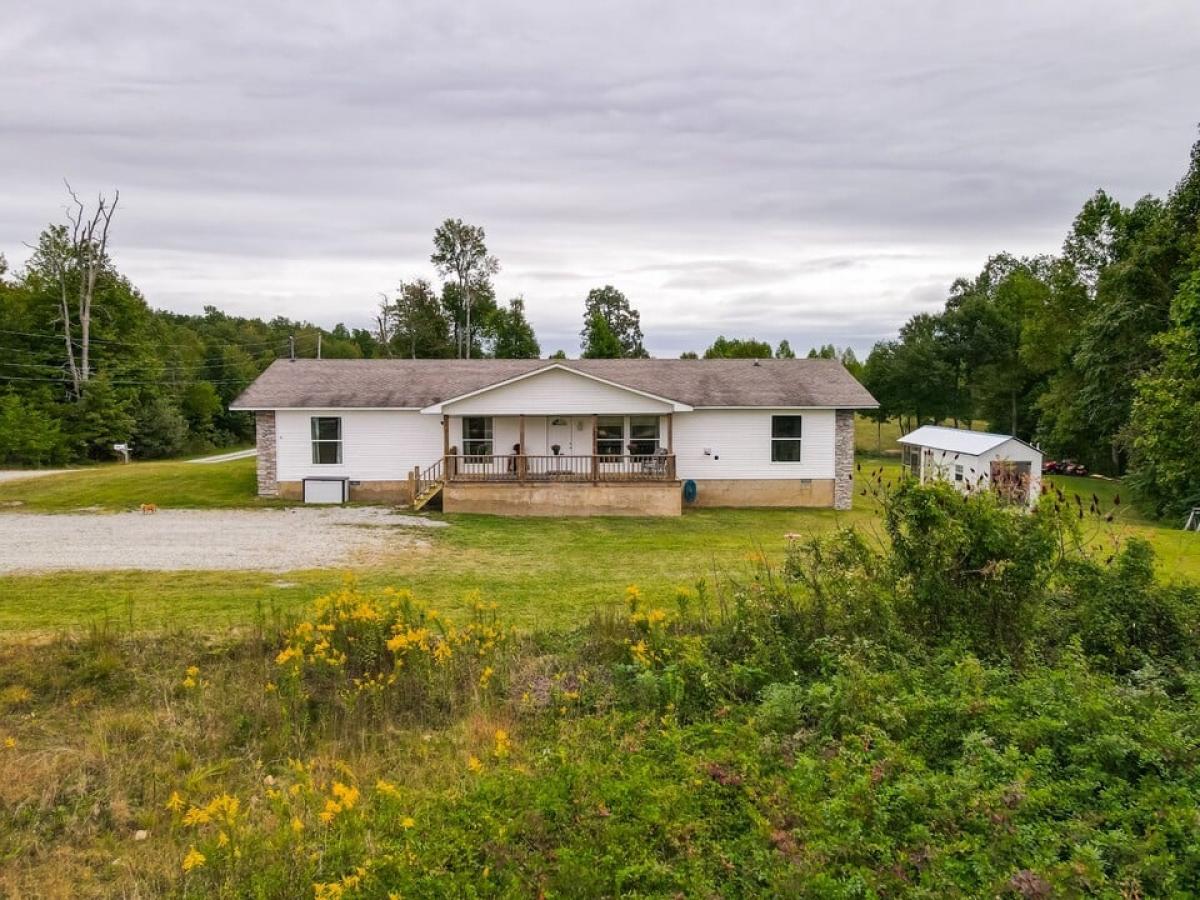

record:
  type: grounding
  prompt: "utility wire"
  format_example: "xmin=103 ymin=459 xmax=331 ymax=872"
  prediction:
xmin=0 ymin=348 xmax=279 ymax=372
xmin=0 ymin=327 xmax=293 ymax=350
xmin=0 ymin=372 xmax=257 ymax=386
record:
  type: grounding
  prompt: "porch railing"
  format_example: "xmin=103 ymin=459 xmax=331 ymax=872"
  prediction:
xmin=445 ymin=453 xmax=676 ymax=483
xmin=415 ymin=457 xmax=444 ymax=496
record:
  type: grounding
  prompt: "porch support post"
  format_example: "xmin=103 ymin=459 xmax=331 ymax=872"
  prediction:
xmin=667 ymin=413 xmax=674 ymax=480
xmin=591 ymin=414 xmax=598 ymax=484
xmin=442 ymin=415 xmax=450 ymax=480
xmin=518 ymin=414 xmax=526 ymax=482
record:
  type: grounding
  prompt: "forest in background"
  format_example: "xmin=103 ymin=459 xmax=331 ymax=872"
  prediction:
xmin=860 ymin=135 xmax=1200 ymax=516
xmin=2 ymin=135 xmax=1197 ymax=514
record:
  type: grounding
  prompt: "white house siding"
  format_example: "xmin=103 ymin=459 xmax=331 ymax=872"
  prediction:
xmin=439 ymin=368 xmax=674 ymax=416
xmin=444 ymin=415 xmax=615 ymax=457
xmin=274 ymin=409 xmax=443 ymax=484
xmin=672 ymin=409 xmax=837 ymax=481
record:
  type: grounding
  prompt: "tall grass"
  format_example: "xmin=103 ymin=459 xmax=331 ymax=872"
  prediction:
xmin=2 ymin=481 xmax=1199 ymax=896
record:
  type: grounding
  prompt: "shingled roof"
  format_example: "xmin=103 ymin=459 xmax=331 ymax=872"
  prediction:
xmin=229 ymin=358 xmax=878 ymax=411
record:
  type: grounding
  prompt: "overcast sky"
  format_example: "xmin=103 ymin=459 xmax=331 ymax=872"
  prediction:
xmin=2 ymin=2 xmax=1198 ymax=357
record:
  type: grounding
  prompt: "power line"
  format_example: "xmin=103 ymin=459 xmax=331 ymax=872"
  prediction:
xmin=0 ymin=372 xmax=256 ymax=386
xmin=0 ymin=360 xmax=68 ymax=371
xmin=0 ymin=327 xmax=291 ymax=351
xmin=0 ymin=348 xmax=279 ymax=372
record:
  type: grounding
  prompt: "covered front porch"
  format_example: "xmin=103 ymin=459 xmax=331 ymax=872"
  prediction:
xmin=447 ymin=412 xmax=676 ymax=481
xmin=410 ymin=364 xmax=689 ymax=515
xmin=411 ymin=413 xmax=681 ymax=515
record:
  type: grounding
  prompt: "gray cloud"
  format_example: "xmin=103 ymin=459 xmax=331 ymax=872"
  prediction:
xmin=2 ymin=0 xmax=1198 ymax=359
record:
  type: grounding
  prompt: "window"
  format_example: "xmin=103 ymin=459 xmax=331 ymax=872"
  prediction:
xmin=628 ymin=415 xmax=660 ymax=457
xmin=954 ymin=464 xmax=964 ymax=482
xmin=771 ymin=415 xmax=803 ymax=462
xmin=310 ymin=417 xmax=342 ymax=464
xmin=462 ymin=417 xmax=493 ymax=457
xmin=596 ymin=416 xmax=624 ymax=457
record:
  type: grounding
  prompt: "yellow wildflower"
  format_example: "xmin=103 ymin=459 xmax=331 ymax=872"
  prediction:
xmin=217 ymin=830 xmax=230 ymax=847
xmin=3 ymin=737 xmax=15 ymax=750
xmin=478 ymin=666 xmax=495 ymax=689
xmin=401 ymin=816 xmax=415 ymax=829
xmin=181 ymin=846 xmax=206 ymax=872
xmin=375 ymin=779 xmax=401 ymax=799
xmin=624 ymin=584 xmax=641 ymax=611
xmin=165 ymin=791 xmax=185 ymax=812
xmin=182 ymin=806 xmax=211 ymax=827
xmin=275 ymin=646 xmax=299 ymax=666
xmin=467 ymin=755 xmax=483 ymax=773
xmin=630 ymin=640 xmax=651 ymax=666
xmin=331 ymin=782 xmax=359 ymax=808
xmin=494 ymin=729 xmax=511 ymax=759
xmin=313 ymin=882 xmax=345 ymax=900
xmin=291 ymin=816 xmax=305 ymax=833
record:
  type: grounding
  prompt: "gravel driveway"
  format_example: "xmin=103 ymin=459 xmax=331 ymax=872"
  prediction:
xmin=0 ymin=507 xmax=446 ymax=573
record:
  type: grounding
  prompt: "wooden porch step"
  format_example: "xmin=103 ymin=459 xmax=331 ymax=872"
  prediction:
xmin=412 ymin=480 xmax=444 ymax=511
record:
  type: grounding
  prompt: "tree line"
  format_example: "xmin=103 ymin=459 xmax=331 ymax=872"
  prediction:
xmin=5 ymin=130 xmax=1197 ymax=517
xmin=859 ymin=133 xmax=1200 ymax=515
xmin=0 ymin=205 xmax=820 ymax=467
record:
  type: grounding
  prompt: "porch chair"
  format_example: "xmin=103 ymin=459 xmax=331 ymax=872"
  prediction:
xmin=640 ymin=446 xmax=669 ymax=477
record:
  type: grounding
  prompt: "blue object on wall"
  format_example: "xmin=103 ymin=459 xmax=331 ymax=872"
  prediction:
xmin=682 ymin=479 xmax=698 ymax=504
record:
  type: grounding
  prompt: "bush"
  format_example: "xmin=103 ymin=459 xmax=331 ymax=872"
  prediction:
xmin=1053 ymin=537 xmax=1200 ymax=672
xmin=273 ymin=581 xmax=511 ymax=728
xmin=0 ymin=391 xmax=68 ymax=465
xmin=883 ymin=479 xmax=1068 ymax=659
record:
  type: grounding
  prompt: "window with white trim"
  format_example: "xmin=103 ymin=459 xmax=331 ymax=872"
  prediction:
xmin=310 ymin=416 xmax=343 ymax=464
xmin=954 ymin=464 xmax=964 ymax=482
xmin=596 ymin=416 xmax=624 ymax=457
xmin=628 ymin=415 xmax=660 ymax=457
xmin=594 ymin=415 xmax=661 ymax=457
xmin=462 ymin=417 xmax=493 ymax=457
xmin=770 ymin=415 xmax=803 ymax=462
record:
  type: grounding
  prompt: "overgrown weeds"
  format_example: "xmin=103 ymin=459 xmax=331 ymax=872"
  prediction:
xmin=2 ymin=481 xmax=1199 ymax=897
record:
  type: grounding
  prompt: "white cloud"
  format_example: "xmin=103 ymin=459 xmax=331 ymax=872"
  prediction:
xmin=1 ymin=0 xmax=1197 ymax=358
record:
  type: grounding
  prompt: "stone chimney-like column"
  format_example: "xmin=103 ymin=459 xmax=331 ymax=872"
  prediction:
xmin=833 ymin=409 xmax=854 ymax=510
xmin=255 ymin=410 xmax=278 ymax=497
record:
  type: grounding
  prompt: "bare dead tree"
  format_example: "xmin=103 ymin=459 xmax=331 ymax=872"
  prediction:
xmin=374 ymin=293 xmax=394 ymax=357
xmin=51 ymin=182 xmax=119 ymax=397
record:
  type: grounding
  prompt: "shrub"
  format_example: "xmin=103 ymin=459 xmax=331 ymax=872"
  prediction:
xmin=273 ymin=581 xmax=511 ymax=728
xmin=1053 ymin=537 xmax=1200 ymax=672
xmin=883 ymin=479 xmax=1069 ymax=659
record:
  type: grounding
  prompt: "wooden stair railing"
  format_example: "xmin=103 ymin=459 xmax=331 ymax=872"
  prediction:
xmin=412 ymin=458 xmax=445 ymax=511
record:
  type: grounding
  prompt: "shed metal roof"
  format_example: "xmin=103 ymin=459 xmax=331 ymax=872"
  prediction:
xmin=897 ymin=425 xmax=1024 ymax=456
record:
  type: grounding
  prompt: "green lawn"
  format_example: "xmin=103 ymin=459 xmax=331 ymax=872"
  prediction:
xmin=0 ymin=456 xmax=1194 ymax=635
xmin=854 ymin=414 xmax=902 ymax=455
xmin=0 ymin=456 xmax=274 ymax=511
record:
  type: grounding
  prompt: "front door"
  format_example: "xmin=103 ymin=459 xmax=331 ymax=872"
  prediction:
xmin=546 ymin=416 xmax=574 ymax=456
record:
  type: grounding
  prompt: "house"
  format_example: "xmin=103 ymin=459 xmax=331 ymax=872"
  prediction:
xmin=230 ymin=358 xmax=878 ymax=517
xmin=897 ymin=425 xmax=1043 ymax=505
